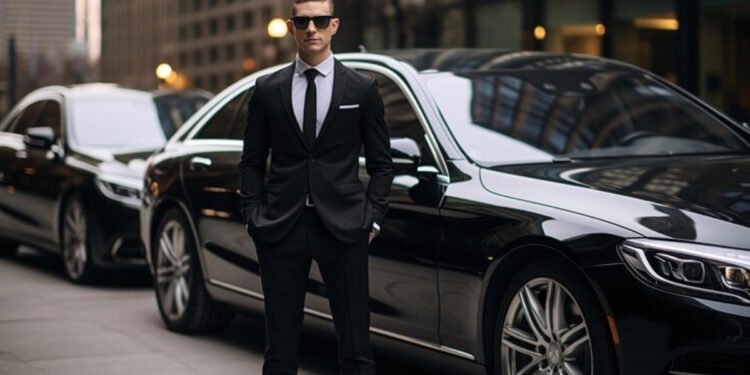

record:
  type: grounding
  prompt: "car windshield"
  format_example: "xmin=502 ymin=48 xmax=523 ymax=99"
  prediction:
xmin=425 ymin=70 xmax=748 ymax=166
xmin=154 ymin=92 xmax=212 ymax=138
xmin=69 ymin=93 xmax=166 ymax=150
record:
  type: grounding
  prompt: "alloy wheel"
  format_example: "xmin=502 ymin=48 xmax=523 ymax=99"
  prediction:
xmin=156 ymin=220 xmax=192 ymax=321
xmin=500 ymin=277 xmax=593 ymax=375
xmin=63 ymin=200 xmax=88 ymax=280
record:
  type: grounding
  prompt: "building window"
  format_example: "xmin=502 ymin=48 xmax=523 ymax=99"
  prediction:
xmin=226 ymin=15 xmax=236 ymax=32
xmin=193 ymin=0 xmax=201 ymax=11
xmin=179 ymin=0 xmax=188 ymax=14
xmin=262 ymin=6 xmax=272 ymax=23
xmin=244 ymin=41 xmax=255 ymax=56
xmin=210 ymin=74 xmax=219 ymax=91
xmin=243 ymin=11 xmax=254 ymax=29
xmin=209 ymin=18 xmax=219 ymax=35
xmin=179 ymin=52 xmax=189 ymax=66
xmin=226 ymin=73 xmax=235 ymax=86
xmin=209 ymin=0 xmax=218 ymax=7
xmin=179 ymin=25 xmax=188 ymax=41
xmin=209 ymin=47 xmax=219 ymax=62
xmin=226 ymin=44 xmax=236 ymax=60
xmin=194 ymin=76 xmax=204 ymax=89
xmin=193 ymin=22 xmax=203 ymax=38
xmin=194 ymin=50 xmax=204 ymax=65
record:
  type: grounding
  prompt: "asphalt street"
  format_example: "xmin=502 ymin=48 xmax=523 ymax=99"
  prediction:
xmin=0 ymin=245 xmax=455 ymax=375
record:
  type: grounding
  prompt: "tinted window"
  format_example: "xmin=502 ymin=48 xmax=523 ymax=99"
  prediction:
xmin=193 ymin=88 xmax=251 ymax=141
xmin=11 ymin=101 xmax=46 ymax=135
xmin=36 ymin=101 xmax=62 ymax=137
xmin=426 ymin=70 xmax=748 ymax=165
xmin=70 ymin=94 xmax=165 ymax=150
xmin=154 ymin=92 xmax=212 ymax=138
xmin=359 ymin=71 xmax=436 ymax=167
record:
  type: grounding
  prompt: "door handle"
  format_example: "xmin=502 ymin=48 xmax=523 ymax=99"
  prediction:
xmin=190 ymin=156 xmax=212 ymax=171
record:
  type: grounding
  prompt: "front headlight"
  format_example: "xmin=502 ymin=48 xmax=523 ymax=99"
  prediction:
xmin=618 ymin=239 xmax=750 ymax=304
xmin=95 ymin=174 xmax=142 ymax=209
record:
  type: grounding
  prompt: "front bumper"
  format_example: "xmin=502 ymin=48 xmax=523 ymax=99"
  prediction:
xmin=87 ymin=192 xmax=146 ymax=269
xmin=588 ymin=264 xmax=750 ymax=375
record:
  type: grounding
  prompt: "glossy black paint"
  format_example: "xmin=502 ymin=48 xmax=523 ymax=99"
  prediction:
xmin=141 ymin=50 xmax=750 ymax=374
xmin=0 ymin=85 xmax=169 ymax=269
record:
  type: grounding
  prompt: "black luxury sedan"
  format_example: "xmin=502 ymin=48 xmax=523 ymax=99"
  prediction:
xmin=140 ymin=50 xmax=750 ymax=375
xmin=153 ymin=89 xmax=214 ymax=138
xmin=0 ymin=84 xmax=173 ymax=283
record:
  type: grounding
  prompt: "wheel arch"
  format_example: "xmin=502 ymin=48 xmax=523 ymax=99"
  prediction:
xmin=477 ymin=237 xmax=622 ymax=373
xmin=149 ymin=197 xmax=210 ymax=281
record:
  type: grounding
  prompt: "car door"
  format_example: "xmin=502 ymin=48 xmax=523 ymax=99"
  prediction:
xmin=0 ymin=107 xmax=30 ymax=235
xmin=303 ymin=65 xmax=448 ymax=345
xmin=180 ymin=85 xmax=264 ymax=294
xmin=0 ymin=99 xmax=66 ymax=243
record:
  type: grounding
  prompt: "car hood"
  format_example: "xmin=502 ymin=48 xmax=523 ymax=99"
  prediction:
xmin=481 ymin=155 xmax=750 ymax=249
xmin=96 ymin=149 xmax=154 ymax=181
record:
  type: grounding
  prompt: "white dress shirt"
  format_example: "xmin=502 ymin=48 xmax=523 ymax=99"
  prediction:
xmin=292 ymin=53 xmax=334 ymax=136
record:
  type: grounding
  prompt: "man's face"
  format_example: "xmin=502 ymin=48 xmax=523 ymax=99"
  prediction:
xmin=288 ymin=1 xmax=338 ymax=57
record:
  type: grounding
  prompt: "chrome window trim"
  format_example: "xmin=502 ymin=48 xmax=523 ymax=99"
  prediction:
xmin=208 ymin=278 xmax=476 ymax=361
xmin=346 ymin=61 xmax=450 ymax=180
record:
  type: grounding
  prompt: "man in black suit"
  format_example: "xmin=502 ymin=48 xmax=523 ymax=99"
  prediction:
xmin=238 ymin=0 xmax=393 ymax=373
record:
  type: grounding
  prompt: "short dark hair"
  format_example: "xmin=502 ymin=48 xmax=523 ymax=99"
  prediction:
xmin=290 ymin=0 xmax=334 ymax=16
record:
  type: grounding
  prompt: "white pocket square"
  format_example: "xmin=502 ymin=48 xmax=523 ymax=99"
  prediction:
xmin=339 ymin=104 xmax=360 ymax=110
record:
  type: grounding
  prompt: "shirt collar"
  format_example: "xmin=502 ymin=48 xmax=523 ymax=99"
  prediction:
xmin=295 ymin=52 xmax=334 ymax=77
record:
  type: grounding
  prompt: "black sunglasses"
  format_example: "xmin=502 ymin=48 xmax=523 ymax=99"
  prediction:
xmin=290 ymin=16 xmax=335 ymax=30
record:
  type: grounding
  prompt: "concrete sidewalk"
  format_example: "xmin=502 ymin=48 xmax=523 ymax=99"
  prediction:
xmin=0 ymin=246 xmax=447 ymax=375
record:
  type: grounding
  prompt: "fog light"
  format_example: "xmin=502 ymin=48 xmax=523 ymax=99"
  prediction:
xmin=721 ymin=266 xmax=750 ymax=288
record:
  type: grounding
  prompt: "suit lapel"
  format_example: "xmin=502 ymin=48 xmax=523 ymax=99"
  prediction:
xmin=314 ymin=59 xmax=349 ymax=149
xmin=278 ymin=63 xmax=309 ymax=152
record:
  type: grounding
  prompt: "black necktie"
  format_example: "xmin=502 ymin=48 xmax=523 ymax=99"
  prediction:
xmin=303 ymin=69 xmax=318 ymax=148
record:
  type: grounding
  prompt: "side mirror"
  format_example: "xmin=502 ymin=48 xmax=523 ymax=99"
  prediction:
xmin=390 ymin=138 xmax=420 ymax=174
xmin=23 ymin=127 xmax=56 ymax=149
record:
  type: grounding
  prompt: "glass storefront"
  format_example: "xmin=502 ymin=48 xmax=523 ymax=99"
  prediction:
xmin=363 ymin=0 xmax=749 ymax=122
xmin=700 ymin=0 xmax=750 ymax=122
xmin=476 ymin=0 xmax=522 ymax=49
xmin=544 ymin=0 xmax=602 ymax=55
xmin=612 ymin=0 xmax=679 ymax=83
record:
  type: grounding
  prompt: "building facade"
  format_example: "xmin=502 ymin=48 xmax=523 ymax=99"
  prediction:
xmin=0 ymin=0 xmax=97 ymax=114
xmin=101 ymin=0 xmax=291 ymax=93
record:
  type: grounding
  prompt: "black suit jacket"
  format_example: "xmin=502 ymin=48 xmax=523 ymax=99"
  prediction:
xmin=239 ymin=59 xmax=394 ymax=244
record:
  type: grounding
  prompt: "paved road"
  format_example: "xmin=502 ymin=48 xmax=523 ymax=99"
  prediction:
xmin=0 ymin=246 xmax=458 ymax=375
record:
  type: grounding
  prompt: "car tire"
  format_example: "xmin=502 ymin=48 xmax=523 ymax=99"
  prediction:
xmin=153 ymin=208 xmax=234 ymax=333
xmin=61 ymin=196 xmax=100 ymax=283
xmin=492 ymin=260 xmax=617 ymax=375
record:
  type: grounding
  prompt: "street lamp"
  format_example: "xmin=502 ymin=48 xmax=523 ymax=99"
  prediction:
xmin=156 ymin=63 xmax=173 ymax=80
xmin=267 ymin=18 xmax=288 ymax=65
xmin=267 ymin=18 xmax=288 ymax=38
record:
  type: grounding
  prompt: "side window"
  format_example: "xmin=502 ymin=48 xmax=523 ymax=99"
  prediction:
xmin=359 ymin=71 xmax=437 ymax=167
xmin=36 ymin=101 xmax=62 ymax=138
xmin=193 ymin=88 xmax=252 ymax=140
xmin=10 ymin=101 xmax=46 ymax=135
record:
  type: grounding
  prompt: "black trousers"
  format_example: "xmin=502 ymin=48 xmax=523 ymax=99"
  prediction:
xmin=255 ymin=206 xmax=376 ymax=375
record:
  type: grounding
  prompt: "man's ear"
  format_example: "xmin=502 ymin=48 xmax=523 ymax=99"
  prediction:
xmin=330 ymin=18 xmax=339 ymax=35
xmin=286 ymin=19 xmax=294 ymax=35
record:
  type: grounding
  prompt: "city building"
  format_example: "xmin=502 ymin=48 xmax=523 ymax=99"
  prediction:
xmin=1 ymin=0 xmax=98 ymax=115
xmin=101 ymin=0 xmax=291 ymax=93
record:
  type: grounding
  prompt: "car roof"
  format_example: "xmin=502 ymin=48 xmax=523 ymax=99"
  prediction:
xmin=364 ymin=49 xmax=641 ymax=74
xmin=21 ymin=83 xmax=153 ymax=102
